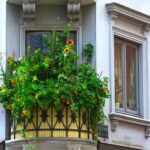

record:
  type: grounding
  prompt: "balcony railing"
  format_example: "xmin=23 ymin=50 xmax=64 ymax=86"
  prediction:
xmin=9 ymin=105 xmax=94 ymax=140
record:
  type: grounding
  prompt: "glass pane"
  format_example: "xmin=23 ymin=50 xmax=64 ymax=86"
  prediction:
xmin=126 ymin=44 xmax=137 ymax=111
xmin=26 ymin=31 xmax=50 ymax=54
xmin=115 ymin=40 xmax=123 ymax=109
xmin=56 ymin=31 xmax=77 ymax=50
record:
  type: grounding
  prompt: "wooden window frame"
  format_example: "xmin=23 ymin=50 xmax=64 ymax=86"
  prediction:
xmin=115 ymin=38 xmax=140 ymax=116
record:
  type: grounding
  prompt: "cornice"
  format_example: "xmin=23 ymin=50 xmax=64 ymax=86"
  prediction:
xmin=106 ymin=2 xmax=150 ymax=26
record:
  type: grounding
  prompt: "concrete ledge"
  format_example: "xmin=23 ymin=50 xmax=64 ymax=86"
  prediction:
xmin=6 ymin=137 xmax=97 ymax=150
xmin=109 ymin=113 xmax=150 ymax=126
xmin=109 ymin=113 xmax=150 ymax=138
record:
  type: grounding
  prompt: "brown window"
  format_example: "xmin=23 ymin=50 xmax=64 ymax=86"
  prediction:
xmin=115 ymin=38 xmax=139 ymax=115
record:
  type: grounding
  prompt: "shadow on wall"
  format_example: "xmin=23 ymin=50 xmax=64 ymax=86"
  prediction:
xmin=97 ymin=142 xmax=141 ymax=150
xmin=0 ymin=141 xmax=5 ymax=150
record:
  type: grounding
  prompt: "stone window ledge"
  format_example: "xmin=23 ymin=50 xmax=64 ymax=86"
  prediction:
xmin=109 ymin=113 xmax=150 ymax=138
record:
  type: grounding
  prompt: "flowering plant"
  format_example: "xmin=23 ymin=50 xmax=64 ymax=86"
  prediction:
xmin=0 ymin=28 xmax=110 ymax=134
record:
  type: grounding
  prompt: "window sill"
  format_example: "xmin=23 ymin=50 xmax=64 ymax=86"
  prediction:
xmin=109 ymin=113 xmax=150 ymax=138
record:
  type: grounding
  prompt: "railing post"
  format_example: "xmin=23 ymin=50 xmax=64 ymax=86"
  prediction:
xmin=5 ymin=110 xmax=11 ymax=140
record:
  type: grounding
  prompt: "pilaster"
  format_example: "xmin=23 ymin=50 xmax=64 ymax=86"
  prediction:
xmin=0 ymin=0 xmax=7 ymax=141
xmin=145 ymin=26 xmax=150 ymax=120
xmin=108 ymin=12 xmax=117 ymax=113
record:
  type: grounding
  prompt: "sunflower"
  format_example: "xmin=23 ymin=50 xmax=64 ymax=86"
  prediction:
xmin=64 ymin=47 xmax=70 ymax=54
xmin=66 ymin=39 xmax=74 ymax=46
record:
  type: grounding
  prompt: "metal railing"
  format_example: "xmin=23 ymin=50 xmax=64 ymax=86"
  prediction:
xmin=9 ymin=105 xmax=94 ymax=140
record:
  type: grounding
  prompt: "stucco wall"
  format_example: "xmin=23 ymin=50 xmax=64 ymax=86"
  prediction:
xmin=96 ymin=0 xmax=150 ymax=150
xmin=82 ymin=4 xmax=96 ymax=67
xmin=0 ymin=0 xmax=7 ymax=142
xmin=6 ymin=3 xmax=20 ymax=58
xmin=36 ymin=5 xmax=67 ymax=26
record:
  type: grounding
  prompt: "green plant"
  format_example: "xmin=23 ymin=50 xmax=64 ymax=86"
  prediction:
xmin=82 ymin=43 xmax=94 ymax=64
xmin=0 ymin=26 xmax=110 ymax=136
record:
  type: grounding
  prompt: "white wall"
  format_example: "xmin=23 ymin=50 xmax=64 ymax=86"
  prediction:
xmin=7 ymin=4 xmax=96 ymax=62
xmin=36 ymin=5 xmax=67 ymax=26
xmin=6 ymin=3 xmax=20 ymax=58
xmin=0 ymin=0 xmax=7 ymax=142
xmin=82 ymin=4 xmax=96 ymax=67
xmin=96 ymin=0 xmax=150 ymax=149
xmin=108 ymin=0 xmax=150 ymax=15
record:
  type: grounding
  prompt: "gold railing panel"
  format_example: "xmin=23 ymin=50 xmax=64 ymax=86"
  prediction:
xmin=10 ymin=105 xmax=93 ymax=140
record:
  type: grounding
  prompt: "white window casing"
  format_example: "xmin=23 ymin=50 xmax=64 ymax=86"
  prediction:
xmin=106 ymin=3 xmax=150 ymax=121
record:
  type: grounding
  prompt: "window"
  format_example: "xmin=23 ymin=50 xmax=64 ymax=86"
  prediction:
xmin=26 ymin=31 xmax=77 ymax=54
xmin=115 ymin=38 xmax=139 ymax=115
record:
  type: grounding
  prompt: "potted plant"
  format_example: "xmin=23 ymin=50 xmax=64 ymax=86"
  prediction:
xmin=0 ymin=27 xmax=110 ymax=139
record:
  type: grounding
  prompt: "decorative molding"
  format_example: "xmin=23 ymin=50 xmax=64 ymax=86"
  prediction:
xmin=145 ymin=126 xmax=150 ymax=138
xmin=67 ymin=0 xmax=81 ymax=22
xmin=113 ymin=26 xmax=147 ymax=44
xmin=67 ymin=144 xmax=81 ymax=150
xmin=143 ymin=24 xmax=150 ymax=35
xmin=111 ymin=119 xmax=119 ymax=132
xmin=106 ymin=3 xmax=150 ymax=26
xmin=109 ymin=12 xmax=118 ymax=21
xmin=110 ymin=113 xmax=150 ymax=138
xmin=22 ymin=0 xmax=36 ymax=21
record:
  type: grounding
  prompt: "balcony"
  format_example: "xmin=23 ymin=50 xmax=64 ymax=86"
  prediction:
xmin=10 ymin=105 xmax=93 ymax=140
xmin=6 ymin=105 xmax=96 ymax=150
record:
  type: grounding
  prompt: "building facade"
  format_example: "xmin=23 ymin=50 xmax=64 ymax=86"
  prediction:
xmin=0 ymin=0 xmax=150 ymax=150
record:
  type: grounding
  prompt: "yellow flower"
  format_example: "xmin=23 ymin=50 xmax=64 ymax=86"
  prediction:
xmin=66 ymin=39 xmax=74 ymax=46
xmin=22 ymin=110 xmax=29 ymax=116
xmin=64 ymin=47 xmax=70 ymax=54
xmin=7 ymin=104 xmax=12 ymax=110
xmin=44 ymin=57 xmax=49 ymax=62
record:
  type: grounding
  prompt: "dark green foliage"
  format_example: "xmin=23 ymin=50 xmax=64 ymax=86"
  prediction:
xmin=0 ymin=26 xmax=110 ymax=136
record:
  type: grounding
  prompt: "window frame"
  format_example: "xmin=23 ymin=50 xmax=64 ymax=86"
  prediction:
xmin=20 ymin=25 xmax=82 ymax=64
xmin=25 ymin=30 xmax=77 ymax=55
xmin=115 ymin=38 xmax=140 ymax=116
